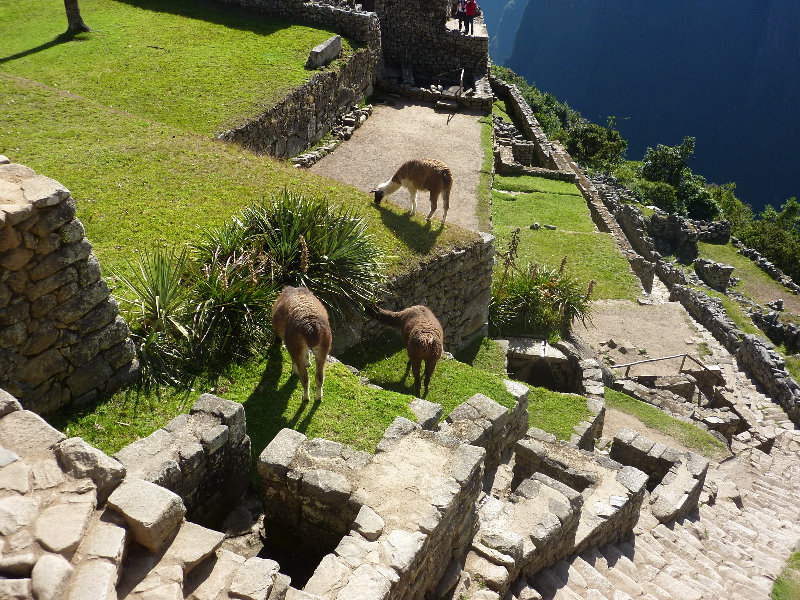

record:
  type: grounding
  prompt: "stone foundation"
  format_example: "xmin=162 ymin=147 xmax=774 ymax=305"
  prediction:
xmin=113 ymin=394 xmax=252 ymax=526
xmin=0 ymin=159 xmax=138 ymax=414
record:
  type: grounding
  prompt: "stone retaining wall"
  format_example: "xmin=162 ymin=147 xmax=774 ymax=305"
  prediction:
xmin=350 ymin=232 xmax=494 ymax=353
xmin=489 ymin=79 xmax=562 ymax=171
xmin=375 ymin=0 xmax=488 ymax=83
xmin=694 ymin=257 xmax=734 ymax=291
xmin=219 ymin=43 xmax=380 ymax=158
xmin=113 ymin=394 xmax=252 ymax=526
xmin=732 ymin=236 xmax=800 ymax=295
xmin=0 ymin=159 xmax=138 ymax=414
xmin=751 ymin=311 xmax=800 ymax=352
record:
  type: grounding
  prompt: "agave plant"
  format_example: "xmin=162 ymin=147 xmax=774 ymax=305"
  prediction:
xmin=114 ymin=247 xmax=194 ymax=388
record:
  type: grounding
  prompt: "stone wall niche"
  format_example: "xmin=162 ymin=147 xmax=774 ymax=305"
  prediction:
xmin=0 ymin=158 xmax=138 ymax=413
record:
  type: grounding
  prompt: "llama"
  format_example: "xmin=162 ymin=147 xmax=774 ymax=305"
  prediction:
xmin=271 ymin=286 xmax=332 ymax=402
xmin=371 ymin=158 xmax=453 ymax=222
xmin=369 ymin=304 xmax=444 ymax=397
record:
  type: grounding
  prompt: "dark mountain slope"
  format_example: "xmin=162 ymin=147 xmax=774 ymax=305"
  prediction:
xmin=496 ymin=1 xmax=799 ymax=212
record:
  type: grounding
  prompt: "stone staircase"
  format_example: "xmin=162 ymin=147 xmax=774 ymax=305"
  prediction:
xmin=515 ymin=430 xmax=800 ymax=600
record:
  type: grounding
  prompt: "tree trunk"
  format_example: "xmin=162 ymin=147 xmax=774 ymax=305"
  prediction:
xmin=64 ymin=0 xmax=91 ymax=33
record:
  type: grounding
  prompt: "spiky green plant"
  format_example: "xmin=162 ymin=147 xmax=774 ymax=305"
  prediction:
xmin=114 ymin=247 xmax=193 ymax=388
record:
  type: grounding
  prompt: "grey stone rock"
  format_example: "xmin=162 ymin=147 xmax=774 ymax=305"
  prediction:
xmin=0 ymin=495 xmax=40 ymax=536
xmin=107 ymin=478 xmax=186 ymax=552
xmin=382 ymin=529 xmax=426 ymax=573
xmin=31 ymin=553 xmax=73 ymax=600
xmin=258 ymin=428 xmax=306 ymax=478
xmin=353 ymin=505 xmax=384 ymax=541
xmin=0 ymin=388 xmax=22 ymax=416
xmin=304 ymin=553 xmax=352 ymax=597
xmin=56 ymin=437 xmax=126 ymax=501
xmin=0 ymin=459 xmax=29 ymax=493
xmin=200 ymin=423 xmax=230 ymax=454
xmin=409 ymin=398 xmax=443 ymax=429
xmin=302 ymin=469 xmax=351 ymax=503
xmin=306 ymin=35 xmax=343 ymax=69
xmin=0 ymin=445 xmax=19 ymax=467
xmin=336 ymin=563 xmax=391 ymax=600
xmin=0 ymin=410 xmax=65 ymax=458
xmin=34 ymin=500 xmax=95 ymax=556
xmin=164 ymin=520 xmax=225 ymax=575
xmin=76 ymin=513 xmax=127 ymax=564
xmin=229 ymin=556 xmax=280 ymax=600
xmin=0 ymin=578 xmax=32 ymax=600
xmin=191 ymin=393 xmax=247 ymax=443
xmin=66 ymin=559 xmax=117 ymax=600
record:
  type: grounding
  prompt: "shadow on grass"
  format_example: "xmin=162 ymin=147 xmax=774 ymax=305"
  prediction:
xmin=111 ymin=0 xmax=293 ymax=37
xmin=338 ymin=333 xmax=417 ymax=396
xmin=373 ymin=204 xmax=445 ymax=255
xmin=240 ymin=341 xmax=297 ymax=458
xmin=0 ymin=31 xmax=83 ymax=65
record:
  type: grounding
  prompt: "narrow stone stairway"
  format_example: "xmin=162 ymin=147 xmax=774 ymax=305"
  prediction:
xmin=516 ymin=429 xmax=800 ymax=600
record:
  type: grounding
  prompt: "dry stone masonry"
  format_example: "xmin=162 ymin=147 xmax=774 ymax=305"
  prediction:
xmin=113 ymin=393 xmax=252 ymax=525
xmin=0 ymin=158 xmax=137 ymax=414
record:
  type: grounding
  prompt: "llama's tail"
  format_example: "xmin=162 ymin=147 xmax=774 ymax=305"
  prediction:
xmin=365 ymin=305 xmax=406 ymax=329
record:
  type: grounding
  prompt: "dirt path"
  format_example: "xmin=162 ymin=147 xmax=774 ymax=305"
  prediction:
xmin=310 ymin=97 xmax=485 ymax=231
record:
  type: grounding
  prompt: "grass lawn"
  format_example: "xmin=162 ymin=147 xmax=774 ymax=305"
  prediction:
xmin=527 ymin=389 xmax=593 ymax=441
xmin=773 ymin=551 xmax=800 ymax=600
xmin=492 ymin=190 xmax=596 ymax=233
xmin=494 ymin=227 xmax=640 ymax=301
xmin=604 ymin=387 xmax=729 ymax=461
xmin=492 ymin=174 xmax=640 ymax=301
xmin=698 ymin=242 xmax=800 ymax=315
xmin=1 ymin=0 xmax=354 ymax=136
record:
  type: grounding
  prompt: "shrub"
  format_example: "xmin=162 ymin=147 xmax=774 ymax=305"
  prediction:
xmin=635 ymin=180 xmax=681 ymax=213
xmin=640 ymin=136 xmax=695 ymax=187
xmin=490 ymin=233 xmax=593 ymax=339
xmin=681 ymin=174 xmax=719 ymax=221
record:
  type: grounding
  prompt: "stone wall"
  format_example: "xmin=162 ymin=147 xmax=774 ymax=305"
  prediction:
xmin=690 ymin=218 xmax=731 ymax=244
xmin=0 ymin=159 xmax=138 ymax=414
xmin=736 ymin=334 xmax=800 ymax=426
xmin=113 ymin=394 xmax=252 ymax=526
xmin=751 ymin=311 xmax=800 ymax=352
xmin=490 ymin=78 xmax=562 ymax=171
xmin=647 ymin=211 xmax=699 ymax=262
xmin=219 ymin=43 xmax=380 ymax=158
xmin=345 ymin=232 xmax=494 ymax=353
xmin=694 ymin=257 xmax=734 ymax=291
xmin=733 ymin=236 xmax=800 ymax=295
xmin=374 ymin=0 xmax=488 ymax=83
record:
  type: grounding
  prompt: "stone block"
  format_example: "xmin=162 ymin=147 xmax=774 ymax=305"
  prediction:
xmin=192 ymin=393 xmax=247 ymax=443
xmin=64 ymin=354 xmax=113 ymax=397
xmin=107 ymin=478 xmax=186 ymax=552
xmin=464 ymin=550 xmax=510 ymax=591
xmin=353 ymin=505 xmax=384 ymax=541
xmin=77 ymin=512 xmax=127 ymax=564
xmin=34 ymin=500 xmax=95 ymax=556
xmin=258 ymin=428 xmax=306 ymax=479
xmin=304 ymin=554 xmax=352 ymax=597
xmin=0 ymin=458 xmax=29 ymax=494
xmin=0 ymin=409 xmax=65 ymax=458
xmin=382 ymin=529 xmax=426 ymax=573
xmin=229 ymin=557 xmax=280 ymax=600
xmin=200 ymin=423 xmax=230 ymax=454
xmin=164 ymin=521 xmax=225 ymax=575
xmin=305 ymin=35 xmax=344 ymax=69
xmin=0 ymin=388 xmax=22 ymax=416
xmin=336 ymin=563 xmax=391 ymax=600
xmin=55 ymin=437 xmax=126 ymax=501
xmin=0 ymin=578 xmax=31 ymax=600
xmin=31 ymin=553 xmax=73 ymax=600
xmin=409 ymin=398 xmax=443 ymax=429
xmin=66 ymin=559 xmax=117 ymax=600
xmin=28 ymin=238 xmax=91 ymax=282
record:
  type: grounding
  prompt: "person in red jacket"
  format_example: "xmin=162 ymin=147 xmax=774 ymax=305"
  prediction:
xmin=465 ymin=0 xmax=477 ymax=35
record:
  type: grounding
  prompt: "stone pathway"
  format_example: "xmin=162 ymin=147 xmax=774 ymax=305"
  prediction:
xmin=309 ymin=97 xmax=485 ymax=232
xmin=519 ymin=429 xmax=800 ymax=600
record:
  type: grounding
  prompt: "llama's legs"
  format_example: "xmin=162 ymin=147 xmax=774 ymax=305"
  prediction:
xmin=286 ymin=337 xmax=311 ymax=401
xmin=411 ymin=359 xmax=422 ymax=397
xmin=442 ymin=189 xmax=450 ymax=222
xmin=423 ymin=358 xmax=437 ymax=396
xmin=294 ymin=355 xmax=311 ymax=402
xmin=313 ymin=347 xmax=327 ymax=401
xmin=427 ymin=191 xmax=439 ymax=220
xmin=407 ymin=186 xmax=418 ymax=215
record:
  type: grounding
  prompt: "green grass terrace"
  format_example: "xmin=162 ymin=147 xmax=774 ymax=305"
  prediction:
xmin=0 ymin=0 xmax=477 ymax=281
xmin=492 ymin=174 xmax=641 ymax=301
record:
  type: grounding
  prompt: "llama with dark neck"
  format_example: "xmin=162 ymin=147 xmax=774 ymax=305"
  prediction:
xmin=370 ymin=304 xmax=444 ymax=397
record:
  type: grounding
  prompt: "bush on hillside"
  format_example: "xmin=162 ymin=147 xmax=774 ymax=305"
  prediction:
xmin=490 ymin=231 xmax=593 ymax=339
xmin=635 ymin=180 xmax=680 ymax=213
xmin=117 ymin=191 xmax=386 ymax=387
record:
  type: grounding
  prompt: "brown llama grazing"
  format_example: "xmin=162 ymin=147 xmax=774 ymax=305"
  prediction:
xmin=271 ymin=286 xmax=332 ymax=402
xmin=371 ymin=158 xmax=453 ymax=222
xmin=369 ymin=305 xmax=444 ymax=397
